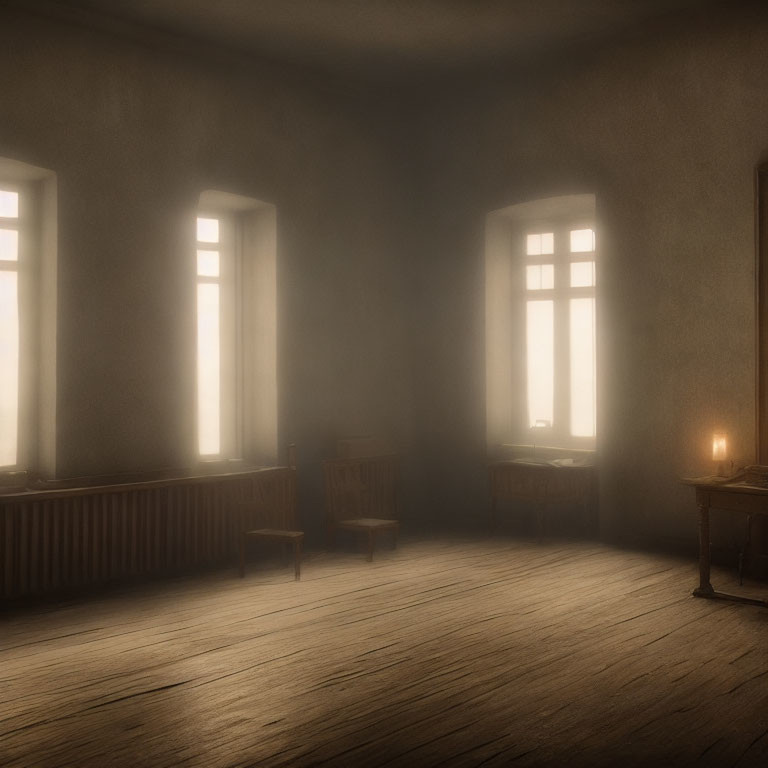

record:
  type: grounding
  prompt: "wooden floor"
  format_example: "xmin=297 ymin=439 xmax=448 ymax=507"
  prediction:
xmin=2 ymin=536 xmax=768 ymax=767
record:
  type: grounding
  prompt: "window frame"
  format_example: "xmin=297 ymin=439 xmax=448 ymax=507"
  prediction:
xmin=195 ymin=210 xmax=241 ymax=461
xmin=194 ymin=191 xmax=278 ymax=468
xmin=520 ymin=217 xmax=596 ymax=449
xmin=0 ymin=180 xmax=39 ymax=473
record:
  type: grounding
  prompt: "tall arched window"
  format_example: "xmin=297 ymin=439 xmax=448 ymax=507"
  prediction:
xmin=486 ymin=194 xmax=597 ymax=452
xmin=0 ymin=158 xmax=57 ymax=480
xmin=195 ymin=190 xmax=277 ymax=466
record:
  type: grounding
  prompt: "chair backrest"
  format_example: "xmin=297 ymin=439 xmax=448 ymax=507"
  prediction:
xmin=239 ymin=466 xmax=297 ymax=530
xmin=336 ymin=436 xmax=387 ymax=458
xmin=323 ymin=454 xmax=399 ymax=524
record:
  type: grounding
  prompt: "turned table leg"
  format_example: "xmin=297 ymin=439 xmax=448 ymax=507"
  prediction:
xmin=694 ymin=503 xmax=714 ymax=597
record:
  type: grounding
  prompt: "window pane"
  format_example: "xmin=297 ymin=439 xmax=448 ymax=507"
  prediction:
xmin=526 ymin=264 xmax=554 ymax=290
xmin=197 ymin=217 xmax=219 ymax=244
xmin=197 ymin=283 xmax=220 ymax=456
xmin=570 ymin=228 xmax=595 ymax=253
xmin=0 ymin=271 xmax=19 ymax=466
xmin=0 ymin=228 xmax=18 ymax=261
xmin=0 ymin=190 xmax=18 ymax=218
xmin=526 ymin=232 xmax=554 ymax=256
xmin=570 ymin=298 xmax=596 ymax=437
xmin=527 ymin=300 xmax=554 ymax=429
xmin=570 ymin=261 xmax=595 ymax=287
xmin=197 ymin=249 xmax=219 ymax=277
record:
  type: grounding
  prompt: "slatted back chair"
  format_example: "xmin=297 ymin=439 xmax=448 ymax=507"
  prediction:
xmin=238 ymin=447 xmax=304 ymax=580
xmin=323 ymin=453 xmax=399 ymax=561
xmin=336 ymin=435 xmax=386 ymax=459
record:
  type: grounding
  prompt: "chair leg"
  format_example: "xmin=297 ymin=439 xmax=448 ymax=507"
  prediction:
xmin=294 ymin=539 xmax=302 ymax=581
xmin=536 ymin=503 xmax=546 ymax=542
xmin=239 ymin=533 xmax=246 ymax=578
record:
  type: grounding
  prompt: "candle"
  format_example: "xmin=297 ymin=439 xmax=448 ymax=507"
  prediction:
xmin=712 ymin=433 xmax=727 ymax=462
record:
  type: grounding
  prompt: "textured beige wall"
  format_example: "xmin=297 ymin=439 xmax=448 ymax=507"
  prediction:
xmin=409 ymin=5 xmax=768 ymax=547
xmin=0 ymin=8 xmax=414 ymax=538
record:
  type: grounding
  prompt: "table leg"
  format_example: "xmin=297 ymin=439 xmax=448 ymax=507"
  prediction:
xmin=239 ymin=533 xmax=246 ymax=578
xmin=693 ymin=503 xmax=714 ymax=597
xmin=739 ymin=514 xmax=753 ymax=586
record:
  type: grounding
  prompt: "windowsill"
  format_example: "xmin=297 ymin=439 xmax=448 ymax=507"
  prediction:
xmin=498 ymin=443 xmax=596 ymax=466
xmin=194 ymin=457 xmax=254 ymax=475
xmin=0 ymin=470 xmax=29 ymax=492
xmin=0 ymin=464 xmax=287 ymax=499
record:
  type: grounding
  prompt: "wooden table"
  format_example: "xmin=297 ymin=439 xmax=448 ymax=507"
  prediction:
xmin=684 ymin=474 xmax=768 ymax=607
xmin=489 ymin=459 xmax=596 ymax=536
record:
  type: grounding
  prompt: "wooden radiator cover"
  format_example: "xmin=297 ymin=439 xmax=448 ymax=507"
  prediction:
xmin=0 ymin=467 xmax=296 ymax=599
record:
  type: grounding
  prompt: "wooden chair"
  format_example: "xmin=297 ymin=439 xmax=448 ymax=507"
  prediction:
xmin=323 ymin=454 xmax=399 ymax=561
xmin=239 ymin=447 xmax=304 ymax=581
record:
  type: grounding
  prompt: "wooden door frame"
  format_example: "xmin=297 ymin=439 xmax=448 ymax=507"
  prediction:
xmin=756 ymin=162 xmax=768 ymax=462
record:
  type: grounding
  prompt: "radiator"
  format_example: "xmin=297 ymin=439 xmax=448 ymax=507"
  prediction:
xmin=0 ymin=467 xmax=296 ymax=599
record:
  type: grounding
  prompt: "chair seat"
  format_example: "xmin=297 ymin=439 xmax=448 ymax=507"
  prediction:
xmin=244 ymin=528 xmax=304 ymax=539
xmin=337 ymin=518 xmax=399 ymax=530
xmin=334 ymin=518 xmax=398 ymax=562
xmin=240 ymin=529 xmax=304 ymax=580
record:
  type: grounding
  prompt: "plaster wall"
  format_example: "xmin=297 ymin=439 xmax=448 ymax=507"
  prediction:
xmin=0 ymin=8 xmax=414 ymax=537
xmin=410 ymin=5 xmax=768 ymax=547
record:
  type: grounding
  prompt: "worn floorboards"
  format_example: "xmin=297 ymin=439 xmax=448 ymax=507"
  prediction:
xmin=2 ymin=536 xmax=768 ymax=767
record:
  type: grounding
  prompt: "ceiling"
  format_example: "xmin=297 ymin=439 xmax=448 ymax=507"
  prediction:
xmin=55 ymin=0 xmax=718 ymax=80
